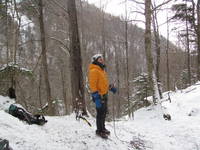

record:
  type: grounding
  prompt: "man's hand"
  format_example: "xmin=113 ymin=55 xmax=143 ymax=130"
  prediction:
xmin=91 ymin=92 xmax=102 ymax=108
xmin=109 ymin=84 xmax=117 ymax=94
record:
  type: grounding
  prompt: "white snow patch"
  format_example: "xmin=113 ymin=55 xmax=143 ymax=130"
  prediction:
xmin=1 ymin=82 xmax=200 ymax=149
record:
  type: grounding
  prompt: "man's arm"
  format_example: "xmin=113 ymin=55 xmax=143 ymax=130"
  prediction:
xmin=89 ymin=69 xmax=99 ymax=93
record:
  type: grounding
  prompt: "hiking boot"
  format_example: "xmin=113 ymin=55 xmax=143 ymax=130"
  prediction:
xmin=102 ymin=128 xmax=110 ymax=135
xmin=96 ymin=130 xmax=108 ymax=139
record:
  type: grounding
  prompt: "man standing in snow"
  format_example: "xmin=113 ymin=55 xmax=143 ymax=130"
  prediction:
xmin=88 ymin=54 xmax=117 ymax=139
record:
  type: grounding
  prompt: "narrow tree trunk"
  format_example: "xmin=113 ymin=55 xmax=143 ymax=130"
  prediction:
xmin=145 ymin=0 xmax=160 ymax=103
xmin=67 ymin=0 xmax=87 ymax=115
xmin=38 ymin=0 xmax=53 ymax=115
xmin=152 ymin=5 xmax=162 ymax=98
xmin=185 ymin=1 xmax=191 ymax=86
xmin=100 ymin=0 xmax=106 ymax=59
xmin=38 ymin=68 xmax=43 ymax=113
xmin=191 ymin=0 xmax=200 ymax=81
xmin=197 ymin=0 xmax=200 ymax=80
xmin=125 ymin=0 xmax=131 ymax=118
xmin=60 ymin=68 xmax=68 ymax=115
xmin=145 ymin=0 xmax=154 ymax=100
xmin=0 ymin=0 xmax=2 ymax=60
xmin=79 ymin=0 xmax=87 ymax=65
xmin=114 ymin=40 xmax=121 ymax=118
xmin=13 ymin=0 xmax=20 ymax=64
xmin=102 ymin=12 xmax=106 ymax=59
xmin=5 ymin=0 xmax=9 ymax=65
xmin=166 ymin=16 xmax=170 ymax=91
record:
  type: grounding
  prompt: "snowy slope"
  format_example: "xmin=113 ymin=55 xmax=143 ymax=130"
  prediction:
xmin=1 ymin=83 xmax=200 ymax=150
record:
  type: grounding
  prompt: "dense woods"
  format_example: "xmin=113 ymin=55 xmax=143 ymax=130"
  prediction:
xmin=0 ymin=0 xmax=199 ymax=117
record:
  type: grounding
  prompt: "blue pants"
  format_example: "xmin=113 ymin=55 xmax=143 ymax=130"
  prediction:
xmin=96 ymin=95 xmax=108 ymax=132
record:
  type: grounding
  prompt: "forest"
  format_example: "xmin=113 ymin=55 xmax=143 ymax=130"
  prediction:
xmin=0 ymin=0 xmax=199 ymax=118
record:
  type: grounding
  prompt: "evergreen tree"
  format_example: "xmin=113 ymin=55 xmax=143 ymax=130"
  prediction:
xmin=123 ymin=73 xmax=151 ymax=115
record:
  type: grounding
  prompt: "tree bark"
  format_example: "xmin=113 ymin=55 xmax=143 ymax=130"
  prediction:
xmin=197 ymin=0 xmax=200 ymax=80
xmin=100 ymin=0 xmax=106 ymax=59
xmin=152 ymin=4 xmax=162 ymax=98
xmin=60 ymin=68 xmax=68 ymax=115
xmin=67 ymin=0 xmax=87 ymax=115
xmin=166 ymin=16 xmax=170 ymax=91
xmin=145 ymin=0 xmax=154 ymax=101
xmin=38 ymin=0 xmax=53 ymax=115
xmin=5 ymin=0 xmax=9 ymax=65
xmin=114 ymin=39 xmax=121 ymax=118
xmin=145 ymin=0 xmax=160 ymax=103
xmin=125 ymin=0 xmax=131 ymax=118
xmin=185 ymin=1 xmax=191 ymax=85
xmin=13 ymin=0 xmax=20 ymax=64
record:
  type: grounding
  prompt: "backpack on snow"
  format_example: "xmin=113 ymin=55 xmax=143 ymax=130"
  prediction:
xmin=8 ymin=104 xmax=47 ymax=125
xmin=0 ymin=139 xmax=12 ymax=150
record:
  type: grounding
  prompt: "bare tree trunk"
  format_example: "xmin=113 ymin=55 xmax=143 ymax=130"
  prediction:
xmin=114 ymin=40 xmax=121 ymax=118
xmin=67 ymin=0 xmax=87 ymax=115
xmin=145 ymin=0 xmax=154 ymax=99
xmin=5 ymin=0 xmax=9 ymax=65
xmin=152 ymin=4 xmax=162 ymax=98
xmin=185 ymin=1 xmax=191 ymax=86
xmin=13 ymin=0 xmax=21 ymax=64
xmin=125 ymin=0 xmax=131 ymax=118
xmin=101 ymin=12 xmax=106 ymax=59
xmin=79 ymin=0 xmax=87 ymax=64
xmin=100 ymin=0 xmax=106 ymax=59
xmin=38 ymin=0 xmax=53 ymax=115
xmin=145 ymin=0 xmax=160 ymax=103
xmin=191 ymin=0 xmax=200 ymax=81
xmin=38 ymin=68 xmax=43 ymax=113
xmin=197 ymin=0 xmax=200 ymax=80
xmin=60 ymin=68 xmax=68 ymax=115
xmin=166 ymin=16 xmax=170 ymax=91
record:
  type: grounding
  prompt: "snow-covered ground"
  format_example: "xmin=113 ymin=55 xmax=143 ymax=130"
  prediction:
xmin=1 ymin=83 xmax=200 ymax=150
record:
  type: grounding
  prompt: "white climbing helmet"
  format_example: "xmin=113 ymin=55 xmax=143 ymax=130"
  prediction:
xmin=91 ymin=54 xmax=103 ymax=63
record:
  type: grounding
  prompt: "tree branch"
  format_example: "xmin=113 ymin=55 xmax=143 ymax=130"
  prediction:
xmin=129 ymin=0 xmax=144 ymax=5
xmin=59 ymin=46 xmax=70 ymax=56
xmin=128 ymin=19 xmax=145 ymax=24
xmin=49 ymin=0 xmax=69 ymax=14
xmin=48 ymin=36 xmax=70 ymax=52
xmin=130 ymin=10 xmax=144 ymax=15
xmin=152 ymin=0 xmax=173 ymax=12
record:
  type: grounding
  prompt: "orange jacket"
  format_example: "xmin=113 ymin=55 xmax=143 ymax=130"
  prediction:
xmin=88 ymin=64 xmax=109 ymax=95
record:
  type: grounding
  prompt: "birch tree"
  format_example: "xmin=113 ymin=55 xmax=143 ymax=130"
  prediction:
xmin=152 ymin=2 xmax=162 ymax=98
xmin=145 ymin=0 xmax=161 ymax=103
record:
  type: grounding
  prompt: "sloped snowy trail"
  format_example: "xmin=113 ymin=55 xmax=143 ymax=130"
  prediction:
xmin=1 ymin=82 xmax=200 ymax=150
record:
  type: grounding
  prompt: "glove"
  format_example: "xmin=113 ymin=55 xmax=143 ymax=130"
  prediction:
xmin=110 ymin=87 xmax=117 ymax=94
xmin=109 ymin=84 xmax=117 ymax=94
xmin=91 ymin=92 xmax=102 ymax=108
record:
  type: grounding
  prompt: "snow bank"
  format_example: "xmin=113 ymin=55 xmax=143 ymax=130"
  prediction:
xmin=1 ymin=82 xmax=200 ymax=150
xmin=0 ymin=96 xmax=128 ymax=150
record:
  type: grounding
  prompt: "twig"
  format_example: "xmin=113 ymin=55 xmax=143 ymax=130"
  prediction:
xmin=152 ymin=0 xmax=173 ymax=11
xmin=49 ymin=0 xmax=68 ymax=14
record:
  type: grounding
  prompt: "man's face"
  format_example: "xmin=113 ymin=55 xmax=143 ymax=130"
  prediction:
xmin=97 ymin=57 xmax=104 ymax=64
